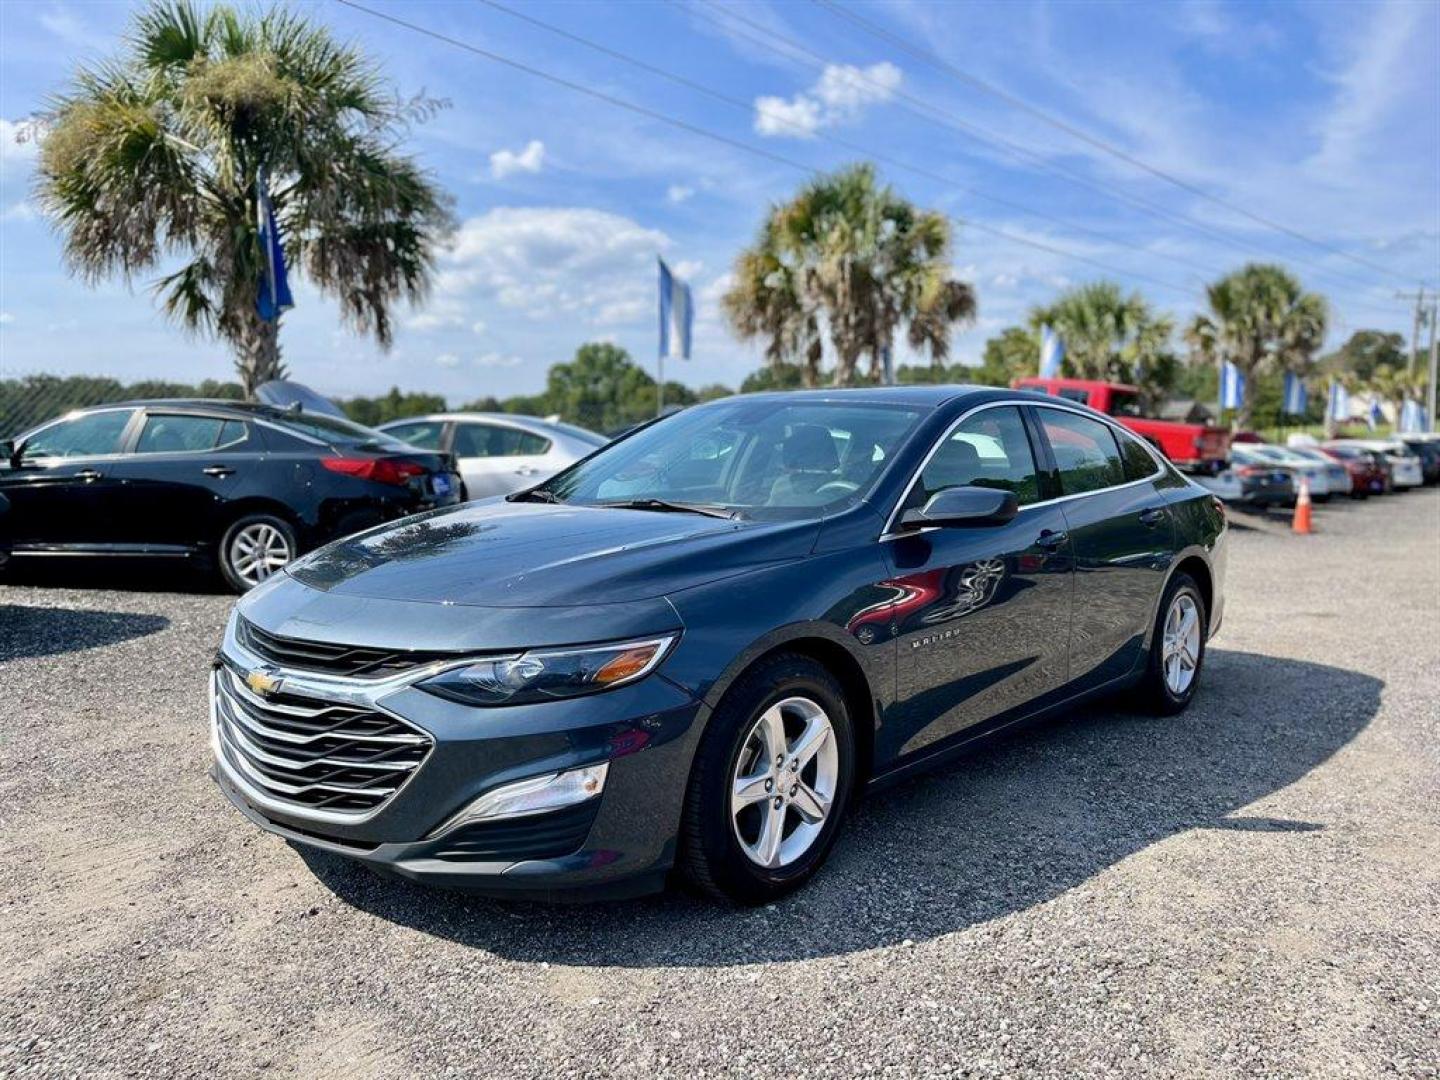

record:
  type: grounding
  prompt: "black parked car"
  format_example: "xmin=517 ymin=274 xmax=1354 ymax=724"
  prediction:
xmin=212 ymin=387 xmax=1226 ymax=903
xmin=0 ymin=400 xmax=460 ymax=591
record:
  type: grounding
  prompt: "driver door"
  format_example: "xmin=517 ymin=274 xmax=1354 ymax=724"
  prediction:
xmin=1 ymin=408 xmax=138 ymax=551
xmin=881 ymin=405 xmax=1074 ymax=762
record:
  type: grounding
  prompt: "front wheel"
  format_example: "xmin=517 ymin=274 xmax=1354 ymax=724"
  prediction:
xmin=1135 ymin=572 xmax=1207 ymax=715
xmin=218 ymin=513 xmax=297 ymax=593
xmin=678 ymin=653 xmax=855 ymax=904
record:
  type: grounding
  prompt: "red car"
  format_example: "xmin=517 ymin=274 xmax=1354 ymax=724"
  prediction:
xmin=1317 ymin=444 xmax=1388 ymax=496
xmin=1014 ymin=377 xmax=1231 ymax=472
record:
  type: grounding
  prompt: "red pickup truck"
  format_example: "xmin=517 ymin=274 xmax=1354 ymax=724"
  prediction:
xmin=1014 ymin=377 xmax=1231 ymax=473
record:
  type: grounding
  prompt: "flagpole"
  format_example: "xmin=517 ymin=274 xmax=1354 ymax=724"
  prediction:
xmin=658 ymin=349 xmax=665 ymax=417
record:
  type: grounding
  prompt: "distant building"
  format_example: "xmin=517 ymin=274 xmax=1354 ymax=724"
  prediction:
xmin=1157 ymin=399 xmax=1214 ymax=424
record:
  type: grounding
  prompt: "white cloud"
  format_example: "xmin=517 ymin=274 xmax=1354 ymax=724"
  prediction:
xmin=434 ymin=352 xmax=462 ymax=368
xmin=489 ymin=139 xmax=546 ymax=180
xmin=1 ymin=118 xmax=40 ymax=178
xmin=438 ymin=207 xmax=670 ymax=330
xmin=471 ymin=320 xmax=487 ymax=336
xmin=754 ymin=63 xmax=902 ymax=139
xmin=407 ymin=308 xmax=467 ymax=331
xmin=475 ymin=352 xmax=522 ymax=368
xmin=0 ymin=312 xmax=14 ymax=325
xmin=666 ymin=184 xmax=696 ymax=204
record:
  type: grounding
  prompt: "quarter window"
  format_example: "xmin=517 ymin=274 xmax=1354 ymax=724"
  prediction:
xmin=21 ymin=409 xmax=135 ymax=460
xmin=907 ymin=405 xmax=1042 ymax=510
xmin=1038 ymin=410 xmax=1126 ymax=495
xmin=1115 ymin=428 xmax=1160 ymax=482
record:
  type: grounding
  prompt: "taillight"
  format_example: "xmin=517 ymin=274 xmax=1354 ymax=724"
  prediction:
xmin=1235 ymin=465 xmax=1264 ymax=477
xmin=321 ymin=457 xmax=428 ymax=486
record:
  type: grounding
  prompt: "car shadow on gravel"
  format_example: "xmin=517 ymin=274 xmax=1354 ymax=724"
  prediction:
xmin=301 ymin=648 xmax=1382 ymax=967
xmin=0 ymin=603 xmax=170 ymax=661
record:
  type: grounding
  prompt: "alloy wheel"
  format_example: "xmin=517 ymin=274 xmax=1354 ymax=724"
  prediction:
xmin=228 ymin=523 xmax=292 ymax=587
xmin=730 ymin=696 xmax=838 ymax=869
xmin=1161 ymin=593 xmax=1201 ymax=696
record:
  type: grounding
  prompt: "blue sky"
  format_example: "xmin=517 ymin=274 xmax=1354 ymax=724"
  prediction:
xmin=1 ymin=0 xmax=1437 ymax=402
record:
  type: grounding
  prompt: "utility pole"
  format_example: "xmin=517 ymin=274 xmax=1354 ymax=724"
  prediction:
xmin=1399 ymin=286 xmax=1427 ymax=378
xmin=1428 ymin=296 xmax=1439 ymax=433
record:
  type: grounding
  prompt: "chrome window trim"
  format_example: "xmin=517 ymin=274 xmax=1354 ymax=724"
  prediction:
xmin=880 ymin=398 xmax=1166 ymax=541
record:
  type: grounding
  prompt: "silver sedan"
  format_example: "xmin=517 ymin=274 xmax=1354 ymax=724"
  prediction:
xmin=378 ymin=413 xmax=606 ymax=499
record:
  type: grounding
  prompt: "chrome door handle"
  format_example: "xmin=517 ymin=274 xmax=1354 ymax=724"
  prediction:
xmin=1138 ymin=507 xmax=1166 ymax=527
xmin=514 ymin=466 xmax=538 ymax=476
xmin=203 ymin=465 xmax=235 ymax=478
xmin=75 ymin=469 xmax=103 ymax=482
xmin=1035 ymin=529 xmax=1068 ymax=549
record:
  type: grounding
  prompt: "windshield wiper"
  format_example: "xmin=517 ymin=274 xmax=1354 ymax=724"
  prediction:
xmin=598 ymin=498 xmax=739 ymax=520
xmin=507 ymin=488 xmax=562 ymax=504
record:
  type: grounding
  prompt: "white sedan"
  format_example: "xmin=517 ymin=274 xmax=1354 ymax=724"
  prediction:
xmin=379 ymin=413 xmax=607 ymax=500
xmin=1327 ymin=439 xmax=1425 ymax=490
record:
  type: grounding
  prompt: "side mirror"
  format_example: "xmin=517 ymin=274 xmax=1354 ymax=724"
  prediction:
xmin=0 ymin=440 xmax=15 ymax=468
xmin=900 ymin=486 xmax=1019 ymax=529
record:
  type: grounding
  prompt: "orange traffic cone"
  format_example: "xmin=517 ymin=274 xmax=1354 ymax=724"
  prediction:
xmin=1292 ymin=477 xmax=1313 ymax=534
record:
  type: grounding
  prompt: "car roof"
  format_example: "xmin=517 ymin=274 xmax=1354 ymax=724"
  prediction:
xmin=379 ymin=412 xmax=580 ymax=432
xmin=696 ymin=385 xmax=1059 ymax=409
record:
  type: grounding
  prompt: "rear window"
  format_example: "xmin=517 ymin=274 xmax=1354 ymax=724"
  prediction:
xmin=1038 ymin=410 xmax=1127 ymax=495
xmin=266 ymin=411 xmax=404 ymax=450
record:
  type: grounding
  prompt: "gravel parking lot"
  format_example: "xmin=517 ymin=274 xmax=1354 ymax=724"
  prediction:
xmin=2 ymin=490 xmax=1437 ymax=1079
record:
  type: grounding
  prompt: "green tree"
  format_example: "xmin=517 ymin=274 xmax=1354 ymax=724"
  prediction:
xmin=1029 ymin=282 xmax=1177 ymax=404
xmin=1185 ymin=264 xmax=1328 ymax=430
xmin=34 ymin=0 xmax=453 ymax=396
xmin=977 ymin=326 xmax=1039 ymax=387
xmin=723 ymin=163 xmax=975 ymax=387
xmin=541 ymin=342 xmax=693 ymax=431
xmin=340 ymin=386 xmax=446 ymax=426
xmin=1320 ymin=329 xmax=1406 ymax=381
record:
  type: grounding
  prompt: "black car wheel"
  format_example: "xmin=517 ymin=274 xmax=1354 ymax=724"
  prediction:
xmin=1136 ymin=572 xmax=1207 ymax=715
xmin=218 ymin=513 xmax=297 ymax=593
xmin=678 ymin=653 xmax=855 ymax=904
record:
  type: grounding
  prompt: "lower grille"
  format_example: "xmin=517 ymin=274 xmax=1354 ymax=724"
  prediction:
xmin=427 ymin=801 xmax=600 ymax=862
xmin=213 ymin=666 xmax=432 ymax=817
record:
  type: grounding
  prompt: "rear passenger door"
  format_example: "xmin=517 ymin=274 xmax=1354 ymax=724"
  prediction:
xmin=107 ymin=413 xmax=261 ymax=551
xmin=1033 ymin=406 xmax=1175 ymax=691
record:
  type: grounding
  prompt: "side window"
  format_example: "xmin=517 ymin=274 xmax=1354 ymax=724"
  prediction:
xmin=452 ymin=423 xmax=498 ymax=457
xmin=1039 ymin=410 xmax=1126 ymax=495
xmin=908 ymin=405 xmax=1041 ymax=510
xmin=1116 ymin=428 xmax=1160 ymax=482
xmin=134 ymin=414 xmax=227 ymax=454
xmin=215 ymin=420 xmax=249 ymax=449
xmin=495 ymin=429 xmax=551 ymax=456
xmin=20 ymin=409 xmax=135 ymax=460
xmin=385 ymin=421 xmax=445 ymax=450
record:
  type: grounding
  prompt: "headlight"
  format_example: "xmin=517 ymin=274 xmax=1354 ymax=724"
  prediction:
xmin=417 ymin=635 xmax=677 ymax=706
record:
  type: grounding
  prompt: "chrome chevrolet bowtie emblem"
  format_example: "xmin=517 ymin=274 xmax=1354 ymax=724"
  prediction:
xmin=245 ymin=667 xmax=284 ymax=698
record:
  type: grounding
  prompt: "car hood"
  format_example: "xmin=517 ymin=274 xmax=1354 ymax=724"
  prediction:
xmin=285 ymin=500 xmax=819 ymax=608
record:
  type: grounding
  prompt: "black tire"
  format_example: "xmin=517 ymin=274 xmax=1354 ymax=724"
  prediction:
xmin=1135 ymin=572 xmax=1207 ymax=716
xmin=217 ymin=512 xmax=298 ymax=593
xmin=677 ymin=653 xmax=856 ymax=904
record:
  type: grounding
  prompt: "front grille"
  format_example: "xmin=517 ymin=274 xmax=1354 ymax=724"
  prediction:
xmin=426 ymin=800 xmax=600 ymax=863
xmin=236 ymin=617 xmax=457 ymax=679
xmin=213 ymin=666 xmax=433 ymax=816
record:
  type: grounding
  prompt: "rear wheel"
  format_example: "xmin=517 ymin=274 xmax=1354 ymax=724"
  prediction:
xmin=218 ymin=513 xmax=296 ymax=593
xmin=678 ymin=653 xmax=855 ymax=904
xmin=1135 ymin=572 xmax=1207 ymax=716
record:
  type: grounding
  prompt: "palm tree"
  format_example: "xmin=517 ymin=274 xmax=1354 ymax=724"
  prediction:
xmin=33 ymin=0 xmax=453 ymax=395
xmin=1028 ymin=282 xmax=1176 ymax=403
xmin=723 ymin=164 xmax=974 ymax=387
xmin=1185 ymin=264 xmax=1328 ymax=430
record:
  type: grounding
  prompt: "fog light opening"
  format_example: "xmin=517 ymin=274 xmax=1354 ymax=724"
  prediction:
xmin=428 ymin=763 xmax=610 ymax=838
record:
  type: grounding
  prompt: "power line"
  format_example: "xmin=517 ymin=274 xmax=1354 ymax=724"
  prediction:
xmin=685 ymin=0 xmax=1392 ymax=299
xmin=333 ymin=0 xmax=1202 ymax=298
xmin=812 ymin=0 xmax=1425 ymax=289
xmin=477 ymin=0 xmax=1218 ymax=288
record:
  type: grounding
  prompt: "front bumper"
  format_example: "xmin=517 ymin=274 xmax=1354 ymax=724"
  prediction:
xmin=210 ymin=619 xmax=706 ymax=898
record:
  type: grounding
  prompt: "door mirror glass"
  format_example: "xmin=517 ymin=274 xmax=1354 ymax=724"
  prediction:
xmin=901 ymin=486 xmax=1019 ymax=529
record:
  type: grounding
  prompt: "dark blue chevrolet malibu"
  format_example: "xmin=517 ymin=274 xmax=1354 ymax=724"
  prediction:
xmin=211 ymin=387 xmax=1226 ymax=903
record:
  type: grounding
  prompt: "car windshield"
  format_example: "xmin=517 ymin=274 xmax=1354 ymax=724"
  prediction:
xmin=530 ymin=398 xmax=926 ymax=520
xmin=266 ymin=410 xmax=407 ymax=451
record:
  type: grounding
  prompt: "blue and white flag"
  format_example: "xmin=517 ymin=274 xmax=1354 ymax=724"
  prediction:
xmin=1399 ymin=399 xmax=1425 ymax=433
xmin=1327 ymin=381 xmax=1349 ymax=423
xmin=256 ymin=168 xmax=294 ymax=322
xmin=1367 ymin=397 xmax=1384 ymax=429
xmin=1282 ymin=372 xmax=1308 ymax=416
xmin=1038 ymin=324 xmax=1064 ymax=378
xmin=657 ymin=257 xmax=693 ymax=360
xmin=1220 ymin=362 xmax=1245 ymax=410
